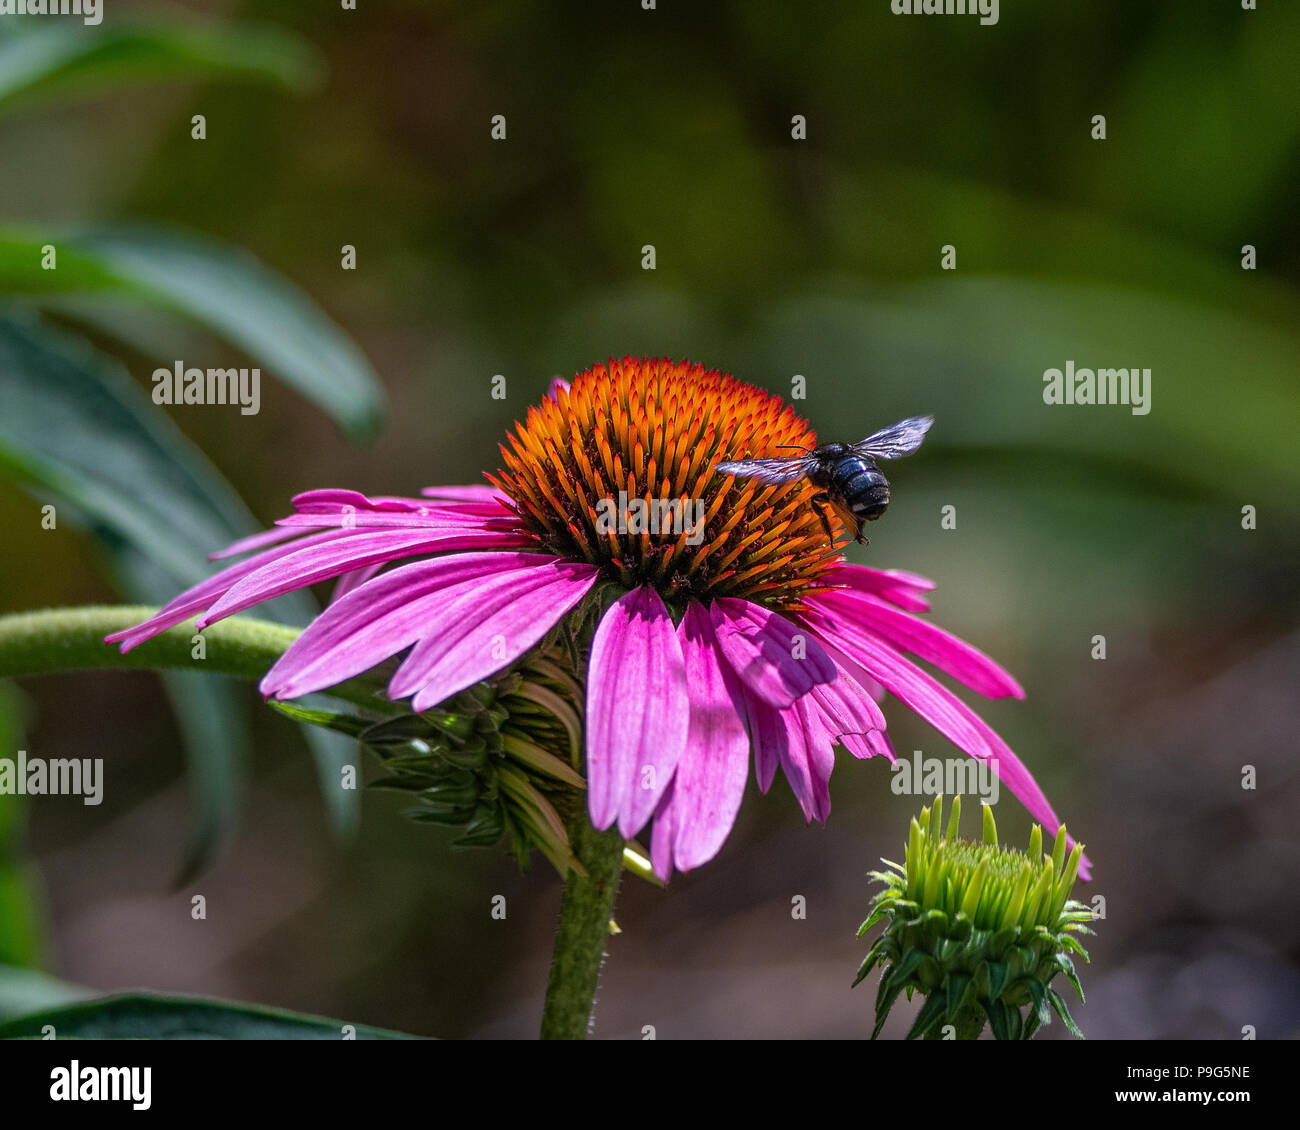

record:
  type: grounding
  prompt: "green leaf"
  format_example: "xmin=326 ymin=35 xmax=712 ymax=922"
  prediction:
xmin=0 ymin=965 xmax=91 ymax=1022
xmin=0 ymin=314 xmax=359 ymax=849
xmin=0 ymin=993 xmax=423 ymax=1040
xmin=0 ymin=20 xmax=322 ymax=115
xmin=0 ymin=225 xmax=385 ymax=438
xmin=0 ymin=311 xmax=254 ymax=585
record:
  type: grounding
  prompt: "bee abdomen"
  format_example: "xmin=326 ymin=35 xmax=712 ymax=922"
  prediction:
xmin=834 ymin=458 xmax=890 ymax=521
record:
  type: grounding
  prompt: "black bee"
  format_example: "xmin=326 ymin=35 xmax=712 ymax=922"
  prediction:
xmin=714 ymin=414 xmax=933 ymax=543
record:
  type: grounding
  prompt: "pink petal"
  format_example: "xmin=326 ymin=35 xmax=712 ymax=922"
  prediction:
xmin=815 ymin=641 xmax=897 ymax=762
xmin=198 ymin=527 xmax=528 ymax=630
xmin=650 ymin=602 xmax=750 ymax=879
xmin=261 ymin=552 xmax=550 ymax=699
xmin=710 ymin=597 xmax=836 ymax=708
xmin=739 ymin=687 xmax=827 ymax=824
xmin=827 ymin=563 xmax=934 ymax=613
xmin=852 ymin=728 xmax=894 ymax=764
xmin=744 ymin=690 xmax=784 ymax=795
xmin=392 ymin=560 xmax=600 ymax=712
xmin=807 ymin=589 xmax=1024 ymax=700
xmin=796 ymin=696 xmax=835 ymax=824
xmin=807 ymin=611 xmax=1090 ymax=877
xmin=807 ymin=612 xmax=997 ymax=758
xmin=105 ymin=530 xmax=348 ymax=652
xmin=806 ymin=662 xmax=887 ymax=750
xmin=780 ymin=696 xmax=832 ymax=821
xmin=419 ymin=484 xmax=509 ymax=504
xmin=585 ymin=586 xmax=690 ymax=839
xmin=280 ymin=488 xmax=513 ymax=529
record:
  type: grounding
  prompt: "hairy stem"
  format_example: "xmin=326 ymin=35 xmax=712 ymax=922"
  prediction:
xmin=539 ymin=815 xmax=624 ymax=1040
xmin=0 ymin=606 xmax=387 ymax=710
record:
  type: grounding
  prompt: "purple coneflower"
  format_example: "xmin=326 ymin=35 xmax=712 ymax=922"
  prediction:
xmin=109 ymin=357 xmax=1085 ymax=879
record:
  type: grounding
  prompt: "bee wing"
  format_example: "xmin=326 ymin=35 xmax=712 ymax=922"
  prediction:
xmin=850 ymin=414 xmax=934 ymax=461
xmin=714 ymin=454 xmax=818 ymax=485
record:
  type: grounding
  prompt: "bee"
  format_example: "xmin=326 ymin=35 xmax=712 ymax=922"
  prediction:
xmin=714 ymin=414 xmax=934 ymax=543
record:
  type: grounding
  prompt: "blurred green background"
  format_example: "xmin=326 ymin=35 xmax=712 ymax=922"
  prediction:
xmin=1 ymin=0 xmax=1297 ymax=1038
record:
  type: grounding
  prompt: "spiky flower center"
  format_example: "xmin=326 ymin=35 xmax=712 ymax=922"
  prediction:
xmin=489 ymin=357 xmax=843 ymax=610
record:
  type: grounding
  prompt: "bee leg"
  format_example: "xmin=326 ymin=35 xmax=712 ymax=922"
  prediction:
xmin=810 ymin=493 xmax=839 ymax=542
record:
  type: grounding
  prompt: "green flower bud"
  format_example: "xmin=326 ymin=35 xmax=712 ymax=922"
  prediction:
xmin=855 ymin=796 xmax=1095 ymax=1040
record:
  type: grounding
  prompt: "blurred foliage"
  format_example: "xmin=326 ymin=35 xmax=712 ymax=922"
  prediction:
xmin=0 ymin=14 xmax=385 ymax=907
xmin=0 ymin=17 xmax=321 ymax=113
xmin=0 ymin=682 xmax=46 ymax=969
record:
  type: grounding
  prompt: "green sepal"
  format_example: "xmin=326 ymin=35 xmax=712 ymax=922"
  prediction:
xmin=1060 ymin=933 xmax=1091 ymax=959
xmin=905 ymin=990 xmax=949 ymax=1041
xmin=268 ymin=700 xmax=369 ymax=738
xmin=853 ymin=941 xmax=887 ymax=988
xmin=883 ymin=946 xmax=925 ymax=993
xmin=1047 ymin=986 xmax=1084 ymax=1038
xmin=452 ymin=804 xmax=506 ymax=848
xmin=437 ymin=738 xmax=489 ymax=770
xmin=1021 ymin=1008 xmax=1042 ymax=1040
xmin=1024 ymin=977 xmax=1051 ymax=1028
xmin=501 ymin=733 xmax=586 ymax=789
xmin=404 ymin=807 xmax=476 ymax=826
xmin=1055 ymin=952 xmax=1085 ymax=1001
xmin=981 ymin=960 xmax=1008 ymax=1002
xmin=367 ymin=776 xmax=441 ymax=792
xmin=857 ymin=903 xmax=894 ymax=935
xmin=361 ymin=714 xmax=442 ymax=746
xmin=421 ymin=710 xmax=477 ymax=741
xmin=986 ymin=997 xmax=1012 ymax=1041
xmin=944 ymin=972 xmax=973 ymax=1021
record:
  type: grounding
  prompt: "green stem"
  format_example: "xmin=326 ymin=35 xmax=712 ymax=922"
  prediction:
xmin=539 ymin=814 xmax=624 ymax=1040
xmin=0 ymin=606 xmax=387 ymax=711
